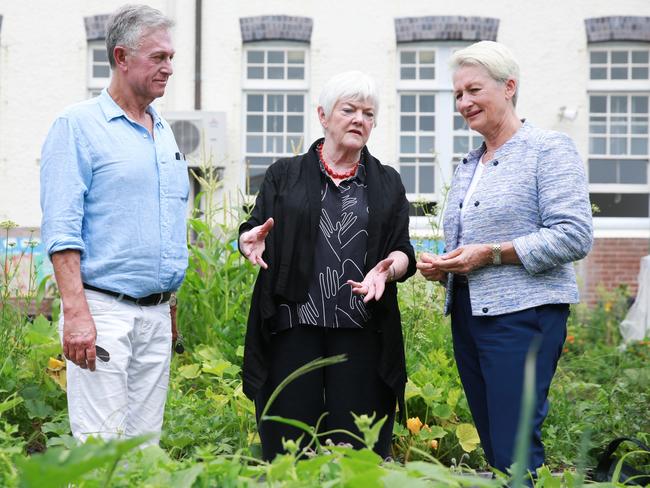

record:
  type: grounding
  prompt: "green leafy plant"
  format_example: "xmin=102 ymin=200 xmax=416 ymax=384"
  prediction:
xmin=1 ymin=202 xmax=649 ymax=486
xmin=176 ymin=163 xmax=256 ymax=364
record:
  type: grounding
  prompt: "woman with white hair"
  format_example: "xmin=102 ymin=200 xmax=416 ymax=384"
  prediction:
xmin=417 ymin=41 xmax=593 ymax=475
xmin=239 ymin=71 xmax=416 ymax=460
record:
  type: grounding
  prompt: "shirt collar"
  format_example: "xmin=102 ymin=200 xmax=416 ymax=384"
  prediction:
xmin=98 ymin=88 xmax=163 ymax=127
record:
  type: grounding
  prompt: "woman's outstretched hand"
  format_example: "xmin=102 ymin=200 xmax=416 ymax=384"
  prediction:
xmin=240 ymin=218 xmax=274 ymax=269
xmin=347 ymin=257 xmax=394 ymax=303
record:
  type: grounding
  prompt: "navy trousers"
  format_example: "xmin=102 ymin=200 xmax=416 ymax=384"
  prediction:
xmin=255 ymin=326 xmax=396 ymax=461
xmin=451 ymin=282 xmax=568 ymax=474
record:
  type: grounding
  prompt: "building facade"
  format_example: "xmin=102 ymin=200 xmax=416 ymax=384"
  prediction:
xmin=0 ymin=1 xmax=648 ymax=303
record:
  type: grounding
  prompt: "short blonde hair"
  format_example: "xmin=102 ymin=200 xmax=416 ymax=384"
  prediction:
xmin=318 ymin=71 xmax=379 ymax=124
xmin=450 ymin=41 xmax=520 ymax=106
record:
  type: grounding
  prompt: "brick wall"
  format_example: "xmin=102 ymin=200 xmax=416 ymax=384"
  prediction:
xmin=581 ymin=238 xmax=650 ymax=305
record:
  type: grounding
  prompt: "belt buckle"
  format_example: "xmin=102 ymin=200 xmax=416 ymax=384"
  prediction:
xmin=134 ymin=292 xmax=165 ymax=306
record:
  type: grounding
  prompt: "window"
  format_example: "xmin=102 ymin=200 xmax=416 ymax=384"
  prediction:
xmin=589 ymin=48 xmax=649 ymax=81
xmin=243 ymin=44 xmax=309 ymax=193
xmin=396 ymin=44 xmax=481 ymax=217
xmin=588 ymin=44 xmax=650 ymax=220
xmin=87 ymin=41 xmax=110 ymax=98
xmin=398 ymin=93 xmax=436 ymax=196
xmin=246 ymin=48 xmax=306 ymax=80
xmin=399 ymin=49 xmax=435 ymax=80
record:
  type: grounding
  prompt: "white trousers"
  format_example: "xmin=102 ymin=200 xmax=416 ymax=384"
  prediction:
xmin=59 ymin=289 xmax=172 ymax=445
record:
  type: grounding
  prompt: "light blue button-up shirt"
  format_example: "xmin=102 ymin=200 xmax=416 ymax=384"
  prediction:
xmin=40 ymin=89 xmax=189 ymax=298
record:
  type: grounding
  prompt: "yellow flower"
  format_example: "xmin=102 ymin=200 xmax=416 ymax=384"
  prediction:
xmin=604 ymin=301 xmax=612 ymax=312
xmin=430 ymin=439 xmax=439 ymax=450
xmin=46 ymin=357 xmax=67 ymax=390
xmin=47 ymin=357 xmax=65 ymax=371
xmin=407 ymin=417 xmax=423 ymax=435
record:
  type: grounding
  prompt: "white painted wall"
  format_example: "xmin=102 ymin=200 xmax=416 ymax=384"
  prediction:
xmin=0 ymin=0 xmax=648 ymax=229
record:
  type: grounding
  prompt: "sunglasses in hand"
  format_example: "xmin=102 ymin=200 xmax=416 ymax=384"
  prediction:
xmin=95 ymin=345 xmax=110 ymax=363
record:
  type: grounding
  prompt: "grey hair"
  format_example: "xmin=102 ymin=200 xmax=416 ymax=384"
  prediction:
xmin=450 ymin=41 xmax=520 ymax=106
xmin=318 ymin=71 xmax=380 ymax=126
xmin=106 ymin=4 xmax=174 ymax=68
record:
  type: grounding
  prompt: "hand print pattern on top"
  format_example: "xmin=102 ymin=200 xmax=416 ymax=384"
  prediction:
xmin=272 ymin=158 xmax=370 ymax=331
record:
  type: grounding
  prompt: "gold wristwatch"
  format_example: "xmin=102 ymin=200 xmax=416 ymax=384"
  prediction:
xmin=491 ymin=243 xmax=502 ymax=265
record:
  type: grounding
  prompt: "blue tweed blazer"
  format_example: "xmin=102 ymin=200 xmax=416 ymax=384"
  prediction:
xmin=443 ymin=121 xmax=593 ymax=316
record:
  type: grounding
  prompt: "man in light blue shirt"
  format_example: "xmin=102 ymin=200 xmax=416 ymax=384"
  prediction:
xmin=40 ymin=5 xmax=187 ymax=444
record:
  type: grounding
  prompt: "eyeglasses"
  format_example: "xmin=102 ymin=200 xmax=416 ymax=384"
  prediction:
xmin=96 ymin=345 xmax=110 ymax=362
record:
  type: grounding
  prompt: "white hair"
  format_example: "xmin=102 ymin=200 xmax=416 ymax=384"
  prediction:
xmin=106 ymin=4 xmax=174 ymax=68
xmin=450 ymin=41 xmax=520 ymax=106
xmin=318 ymin=71 xmax=380 ymax=124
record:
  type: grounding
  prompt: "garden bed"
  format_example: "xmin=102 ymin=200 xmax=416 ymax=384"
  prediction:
xmin=1 ymin=207 xmax=648 ymax=486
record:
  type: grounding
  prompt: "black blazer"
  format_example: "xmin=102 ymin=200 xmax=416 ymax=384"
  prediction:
xmin=239 ymin=139 xmax=416 ymax=413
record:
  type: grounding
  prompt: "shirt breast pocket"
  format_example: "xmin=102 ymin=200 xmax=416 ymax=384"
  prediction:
xmin=168 ymin=158 xmax=190 ymax=201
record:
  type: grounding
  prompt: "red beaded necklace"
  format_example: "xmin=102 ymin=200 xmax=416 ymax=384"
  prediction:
xmin=317 ymin=142 xmax=360 ymax=179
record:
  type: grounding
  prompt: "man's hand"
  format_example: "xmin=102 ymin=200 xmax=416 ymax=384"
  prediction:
xmin=347 ymin=257 xmax=394 ymax=303
xmin=239 ymin=218 xmax=274 ymax=269
xmin=416 ymin=253 xmax=448 ymax=283
xmin=52 ymin=250 xmax=98 ymax=371
xmin=63 ymin=310 xmax=97 ymax=371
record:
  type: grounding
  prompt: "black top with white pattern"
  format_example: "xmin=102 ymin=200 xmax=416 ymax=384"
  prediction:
xmin=272 ymin=153 xmax=370 ymax=330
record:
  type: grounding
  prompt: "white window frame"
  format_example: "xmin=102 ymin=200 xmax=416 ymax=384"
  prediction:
xmin=588 ymin=44 xmax=650 ymax=89
xmin=87 ymin=41 xmax=111 ymax=98
xmin=396 ymin=43 xmax=475 ymax=232
xmin=397 ymin=92 xmax=437 ymax=201
xmin=587 ymin=42 xmax=650 ymax=234
xmin=241 ymin=42 xmax=309 ymax=92
xmin=241 ymin=42 xmax=310 ymax=195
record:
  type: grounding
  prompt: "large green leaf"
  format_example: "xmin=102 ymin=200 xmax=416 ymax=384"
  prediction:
xmin=432 ymin=404 xmax=452 ymax=420
xmin=383 ymin=469 xmax=439 ymax=487
xmin=456 ymin=423 xmax=480 ymax=453
xmin=202 ymin=358 xmax=240 ymax=377
xmin=178 ymin=363 xmax=201 ymax=379
xmin=267 ymin=454 xmax=295 ymax=482
xmin=170 ymin=463 xmax=204 ymax=487
xmin=24 ymin=315 xmax=57 ymax=346
xmin=23 ymin=398 xmax=55 ymax=420
xmin=420 ymin=425 xmax=447 ymax=440
xmin=339 ymin=452 xmax=384 ymax=487
xmin=404 ymin=380 xmax=422 ymax=401
xmin=295 ymin=454 xmax=331 ymax=479
xmin=16 ymin=435 xmax=150 ymax=487
xmin=421 ymin=383 xmax=442 ymax=403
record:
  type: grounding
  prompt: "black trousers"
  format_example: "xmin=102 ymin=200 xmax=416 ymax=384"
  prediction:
xmin=255 ymin=326 xmax=396 ymax=461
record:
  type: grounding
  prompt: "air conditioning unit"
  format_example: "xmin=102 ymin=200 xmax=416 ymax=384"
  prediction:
xmin=164 ymin=111 xmax=227 ymax=167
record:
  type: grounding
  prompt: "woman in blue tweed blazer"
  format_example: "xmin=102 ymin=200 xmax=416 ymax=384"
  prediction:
xmin=417 ymin=41 xmax=593 ymax=477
